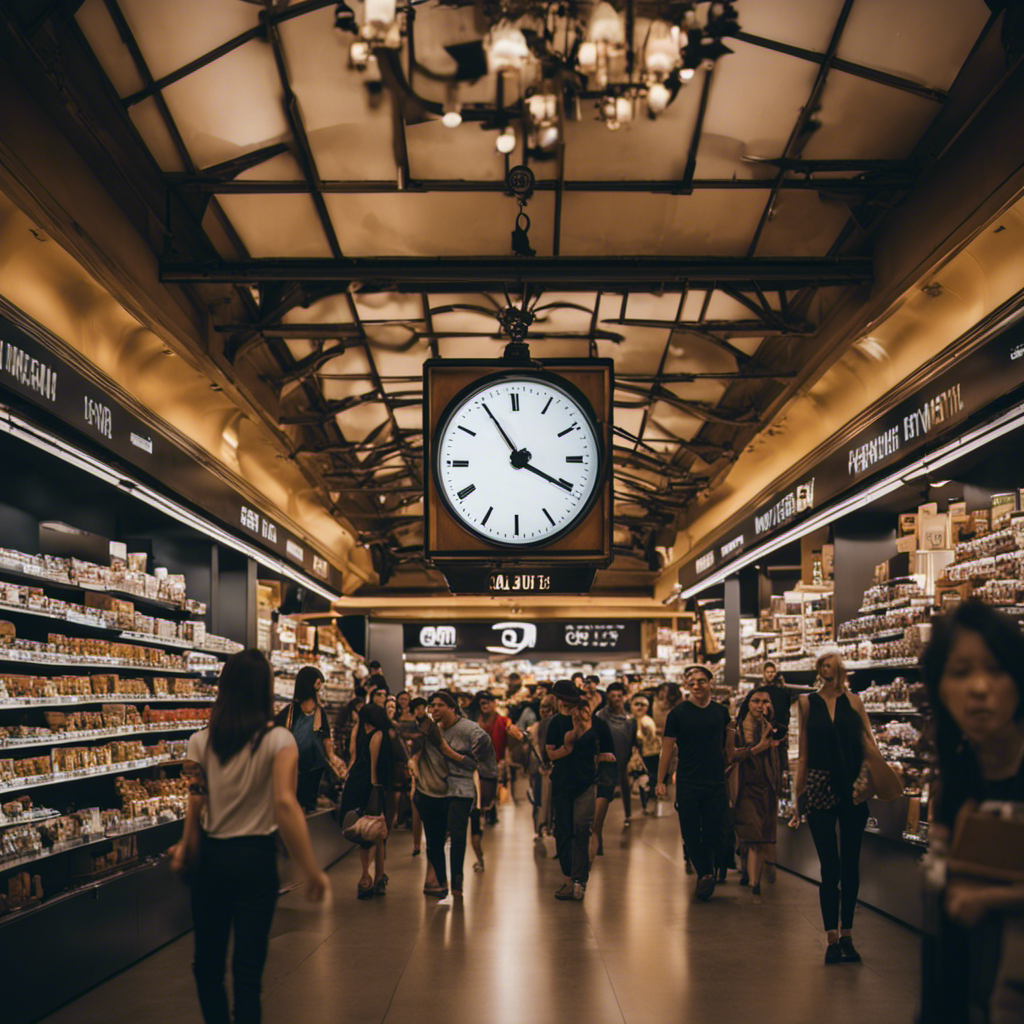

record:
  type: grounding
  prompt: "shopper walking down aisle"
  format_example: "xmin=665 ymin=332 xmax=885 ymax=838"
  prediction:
xmin=171 ymin=650 xmax=328 ymax=1024
xmin=592 ymin=682 xmax=638 ymax=857
xmin=429 ymin=691 xmax=492 ymax=897
xmin=790 ymin=651 xmax=887 ymax=964
xmin=338 ymin=703 xmax=393 ymax=899
xmin=726 ymin=687 xmax=782 ymax=896
xmin=919 ymin=602 xmax=1024 ymax=1024
xmin=546 ymin=680 xmax=599 ymax=901
xmin=657 ymin=665 xmax=730 ymax=901
xmin=476 ymin=691 xmax=522 ymax=825
xmin=529 ymin=694 xmax=558 ymax=836
xmin=631 ymin=694 xmax=661 ymax=815
xmin=274 ymin=666 xmax=331 ymax=811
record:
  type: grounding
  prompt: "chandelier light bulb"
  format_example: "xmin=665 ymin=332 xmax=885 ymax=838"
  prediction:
xmin=577 ymin=40 xmax=598 ymax=72
xmin=487 ymin=22 xmax=532 ymax=73
xmin=645 ymin=20 xmax=683 ymax=76
xmin=615 ymin=96 xmax=633 ymax=124
xmin=364 ymin=0 xmax=396 ymax=28
xmin=588 ymin=2 xmax=625 ymax=45
xmin=537 ymin=124 xmax=560 ymax=149
xmin=680 ymin=67 xmax=696 ymax=81
xmin=647 ymin=81 xmax=670 ymax=114
xmin=496 ymin=127 xmax=517 ymax=154
xmin=349 ymin=40 xmax=370 ymax=69
xmin=442 ymin=109 xmax=463 ymax=128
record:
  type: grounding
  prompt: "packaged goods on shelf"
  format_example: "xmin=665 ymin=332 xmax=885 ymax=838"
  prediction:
xmin=1 ymin=871 xmax=42 ymax=916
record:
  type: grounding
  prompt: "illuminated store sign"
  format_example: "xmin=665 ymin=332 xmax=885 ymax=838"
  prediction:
xmin=404 ymin=620 xmax=641 ymax=656
xmin=0 ymin=311 xmax=343 ymax=592
xmin=681 ymin=317 xmax=1024 ymax=590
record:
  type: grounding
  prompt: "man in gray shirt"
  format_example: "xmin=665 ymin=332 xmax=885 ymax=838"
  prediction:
xmin=593 ymin=682 xmax=639 ymax=855
xmin=429 ymin=690 xmax=495 ymax=896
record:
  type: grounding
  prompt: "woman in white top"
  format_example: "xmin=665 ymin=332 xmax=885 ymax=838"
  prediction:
xmin=631 ymin=694 xmax=661 ymax=815
xmin=171 ymin=649 xmax=327 ymax=1024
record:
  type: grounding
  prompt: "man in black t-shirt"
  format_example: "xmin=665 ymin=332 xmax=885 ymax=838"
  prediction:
xmin=656 ymin=664 xmax=730 ymax=901
xmin=545 ymin=679 xmax=599 ymax=901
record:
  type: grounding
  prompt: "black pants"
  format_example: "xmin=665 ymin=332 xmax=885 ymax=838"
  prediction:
xmin=414 ymin=792 xmax=449 ymax=887
xmin=552 ymin=785 xmax=596 ymax=884
xmin=296 ymin=767 xmax=323 ymax=811
xmin=675 ymin=781 xmax=729 ymax=878
xmin=445 ymin=796 xmax=473 ymax=887
xmin=806 ymin=798 xmax=870 ymax=931
xmin=191 ymin=834 xmax=279 ymax=1024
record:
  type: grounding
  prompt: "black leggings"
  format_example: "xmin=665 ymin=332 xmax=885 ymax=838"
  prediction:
xmin=191 ymin=834 xmax=278 ymax=1024
xmin=446 ymin=796 xmax=473 ymax=887
xmin=414 ymin=792 xmax=449 ymax=887
xmin=639 ymin=754 xmax=660 ymax=809
xmin=806 ymin=798 xmax=870 ymax=931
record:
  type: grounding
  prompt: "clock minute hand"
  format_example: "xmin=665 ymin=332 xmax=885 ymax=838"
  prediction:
xmin=481 ymin=402 xmax=519 ymax=452
xmin=522 ymin=463 xmax=573 ymax=492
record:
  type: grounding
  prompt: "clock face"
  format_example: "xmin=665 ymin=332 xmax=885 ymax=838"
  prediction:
xmin=434 ymin=375 xmax=603 ymax=547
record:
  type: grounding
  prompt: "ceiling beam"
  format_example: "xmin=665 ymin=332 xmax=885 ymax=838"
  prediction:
xmin=161 ymin=255 xmax=873 ymax=288
xmin=163 ymin=175 xmax=911 ymax=195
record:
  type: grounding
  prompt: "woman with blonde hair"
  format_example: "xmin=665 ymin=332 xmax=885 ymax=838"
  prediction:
xmin=789 ymin=649 xmax=883 ymax=964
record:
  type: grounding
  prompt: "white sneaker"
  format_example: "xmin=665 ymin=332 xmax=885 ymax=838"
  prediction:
xmin=572 ymin=881 xmax=586 ymax=901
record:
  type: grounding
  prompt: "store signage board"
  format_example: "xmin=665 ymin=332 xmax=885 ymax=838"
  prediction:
xmin=680 ymin=317 xmax=1024 ymax=589
xmin=437 ymin=564 xmax=598 ymax=595
xmin=0 ymin=312 xmax=343 ymax=591
xmin=404 ymin=619 xmax=640 ymax=657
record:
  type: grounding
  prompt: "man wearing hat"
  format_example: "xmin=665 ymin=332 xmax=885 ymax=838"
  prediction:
xmin=656 ymin=663 xmax=731 ymax=901
xmin=545 ymin=679 xmax=600 ymax=901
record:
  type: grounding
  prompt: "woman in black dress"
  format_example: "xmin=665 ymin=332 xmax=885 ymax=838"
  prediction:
xmin=338 ymin=702 xmax=393 ymax=898
xmin=789 ymin=651 xmax=883 ymax=964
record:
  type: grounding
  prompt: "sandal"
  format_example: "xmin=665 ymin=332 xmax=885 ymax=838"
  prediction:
xmin=374 ymin=876 xmax=387 ymax=895
xmin=357 ymin=881 xmax=374 ymax=900
xmin=423 ymin=885 xmax=448 ymax=898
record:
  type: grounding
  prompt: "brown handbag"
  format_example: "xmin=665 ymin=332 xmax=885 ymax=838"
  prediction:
xmin=948 ymin=800 xmax=1024 ymax=883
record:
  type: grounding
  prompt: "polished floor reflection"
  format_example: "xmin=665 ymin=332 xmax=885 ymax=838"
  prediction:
xmin=43 ymin=794 xmax=921 ymax=1024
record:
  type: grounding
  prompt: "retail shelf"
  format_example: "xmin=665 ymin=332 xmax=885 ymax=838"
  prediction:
xmin=777 ymin=659 xmax=920 ymax=674
xmin=0 ymin=814 xmax=184 ymax=874
xmin=0 ymin=602 xmax=120 ymax=634
xmin=0 ymin=722 xmax=206 ymax=751
xmin=0 ymin=564 xmax=199 ymax=619
xmin=865 ymin=706 xmax=922 ymax=716
xmin=0 ymin=754 xmax=181 ymax=796
xmin=0 ymin=809 xmax=60 ymax=830
xmin=0 ymin=653 xmax=209 ymax=675
xmin=0 ymin=694 xmax=214 ymax=709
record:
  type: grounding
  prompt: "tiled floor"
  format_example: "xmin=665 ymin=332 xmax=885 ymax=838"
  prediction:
xmin=42 ymin=795 xmax=922 ymax=1024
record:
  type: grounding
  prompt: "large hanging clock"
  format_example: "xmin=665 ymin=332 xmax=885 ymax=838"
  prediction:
xmin=424 ymin=358 xmax=614 ymax=584
xmin=434 ymin=373 xmax=602 ymax=547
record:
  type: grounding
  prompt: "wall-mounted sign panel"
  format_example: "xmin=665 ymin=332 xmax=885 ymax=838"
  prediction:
xmin=403 ymin=620 xmax=641 ymax=657
xmin=680 ymin=315 xmax=1024 ymax=591
xmin=0 ymin=309 xmax=343 ymax=592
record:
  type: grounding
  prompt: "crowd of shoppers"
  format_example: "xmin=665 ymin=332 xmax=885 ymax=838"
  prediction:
xmin=175 ymin=598 xmax=1024 ymax=1023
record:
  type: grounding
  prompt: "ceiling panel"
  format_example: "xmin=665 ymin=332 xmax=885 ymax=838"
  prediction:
xmin=160 ymin=41 xmax=289 ymax=169
xmin=114 ymin=0 xmax=258 ymax=82
xmin=754 ymin=189 xmax=854 ymax=257
xmin=215 ymin=194 xmax=334 ymax=257
xmin=699 ymin=41 xmax=821 ymax=178
xmin=559 ymin=190 xmax=768 ymax=256
xmin=406 ymin=121 xmax=508 ymax=182
xmin=735 ymin=0 xmax=848 ymax=54
xmin=323 ymin=191 xmax=557 ymax=256
xmin=127 ymin=97 xmax=187 ymax=172
xmin=835 ymin=0 xmax=992 ymax=92
xmin=75 ymin=0 xmax=145 ymax=97
xmin=801 ymin=70 xmax=942 ymax=160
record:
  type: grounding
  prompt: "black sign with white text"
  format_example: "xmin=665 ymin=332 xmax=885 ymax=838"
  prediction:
xmin=403 ymin=619 xmax=641 ymax=657
xmin=0 ymin=311 xmax=344 ymax=592
xmin=680 ymin=315 xmax=1024 ymax=590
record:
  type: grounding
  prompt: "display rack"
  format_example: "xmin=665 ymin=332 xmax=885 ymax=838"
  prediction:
xmin=0 ymin=545 xmax=231 ymax=922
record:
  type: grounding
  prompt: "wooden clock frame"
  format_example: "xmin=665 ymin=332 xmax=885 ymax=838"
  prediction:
xmin=423 ymin=358 xmax=614 ymax=568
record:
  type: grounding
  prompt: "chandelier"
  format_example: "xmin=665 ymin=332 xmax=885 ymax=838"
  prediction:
xmin=335 ymin=0 xmax=740 ymax=144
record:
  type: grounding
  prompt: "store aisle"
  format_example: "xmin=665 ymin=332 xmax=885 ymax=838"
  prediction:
xmin=43 ymin=798 xmax=921 ymax=1024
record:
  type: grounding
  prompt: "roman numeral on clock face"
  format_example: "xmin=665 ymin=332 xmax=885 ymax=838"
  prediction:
xmin=457 ymin=484 xmax=476 ymax=500
xmin=451 ymin=460 xmax=469 ymax=467
xmin=566 ymin=456 xmax=583 ymax=463
xmin=511 ymin=393 xmax=519 ymax=411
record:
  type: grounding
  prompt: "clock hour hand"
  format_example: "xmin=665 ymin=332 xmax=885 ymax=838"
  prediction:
xmin=481 ymin=402 xmax=519 ymax=453
xmin=521 ymin=463 xmax=573 ymax=492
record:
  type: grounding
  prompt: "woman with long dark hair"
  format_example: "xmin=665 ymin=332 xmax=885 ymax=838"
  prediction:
xmin=789 ymin=650 xmax=883 ymax=963
xmin=919 ymin=601 xmax=1024 ymax=1024
xmin=171 ymin=649 xmax=327 ymax=1024
xmin=274 ymin=666 xmax=331 ymax=811
xmin=727 ymin=686 xmax=782 ymax=895
xmin=338 ymin=701 xmax=394 ymax=898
